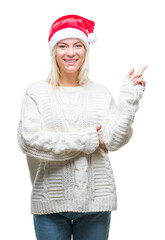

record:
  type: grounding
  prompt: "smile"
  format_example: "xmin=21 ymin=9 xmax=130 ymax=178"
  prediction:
xmin=64 ymin=59 xmax=78 ymax=62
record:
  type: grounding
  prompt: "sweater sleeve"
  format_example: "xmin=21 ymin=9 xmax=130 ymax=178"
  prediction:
xmin=101 ymin=77 xmax=145 ymax=151
xmin=17 ymin=90 xmax=99 ymax=161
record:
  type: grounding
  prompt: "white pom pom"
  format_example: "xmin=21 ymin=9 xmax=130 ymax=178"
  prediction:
xmin=88 ymin=33 xmax=97 ymax=43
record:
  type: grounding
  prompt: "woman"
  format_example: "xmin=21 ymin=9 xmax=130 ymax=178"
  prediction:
xmin=17 ymin=15 xmax=147 ymax=240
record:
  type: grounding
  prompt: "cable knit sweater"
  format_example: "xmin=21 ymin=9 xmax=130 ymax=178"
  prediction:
xmin=17 ymin=78 xmax=145 ymax=215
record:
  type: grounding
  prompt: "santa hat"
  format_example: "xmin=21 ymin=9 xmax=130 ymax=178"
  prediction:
xmin=48 ymin=15 xmax=97 ymax=56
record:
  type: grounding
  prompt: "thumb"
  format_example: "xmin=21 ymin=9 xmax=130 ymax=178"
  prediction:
xmin=126 ymin=67 xmax=134 ymax=79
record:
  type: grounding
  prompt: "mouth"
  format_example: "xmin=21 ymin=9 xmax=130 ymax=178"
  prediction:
xmin=64 ymin=59 xmax=78 ymax=63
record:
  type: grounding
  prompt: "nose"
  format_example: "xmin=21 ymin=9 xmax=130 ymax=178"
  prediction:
xmin=67 ymin=46 xmax=75 ymax=57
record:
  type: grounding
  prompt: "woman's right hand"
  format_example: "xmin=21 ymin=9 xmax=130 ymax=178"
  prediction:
xmin=96 ymin=126 xmax=109 ymax=154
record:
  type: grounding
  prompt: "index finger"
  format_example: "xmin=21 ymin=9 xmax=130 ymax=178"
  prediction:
xmin=139 ymin=65 xmax=148 ymax=74
xmin=132 ymin=65 xmax=148 ymax=78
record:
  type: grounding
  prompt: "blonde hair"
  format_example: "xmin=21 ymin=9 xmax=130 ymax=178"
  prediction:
xmin=46 ymin=41 xmax=90 ymax=89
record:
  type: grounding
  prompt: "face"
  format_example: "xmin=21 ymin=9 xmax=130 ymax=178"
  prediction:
xmin=55 ymin=38 xmax=86 ymax=75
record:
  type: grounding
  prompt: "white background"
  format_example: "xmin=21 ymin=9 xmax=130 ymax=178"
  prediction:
xmin=0 ymin=0 xmax=164 ymax=239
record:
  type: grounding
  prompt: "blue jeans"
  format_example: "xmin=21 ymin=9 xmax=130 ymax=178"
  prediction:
xmin=33 ymin=211 xmax=111 ymax=240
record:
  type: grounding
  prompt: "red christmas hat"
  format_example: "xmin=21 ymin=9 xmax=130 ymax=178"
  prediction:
xmin=48 ymin=15 xmax=97 ymax=56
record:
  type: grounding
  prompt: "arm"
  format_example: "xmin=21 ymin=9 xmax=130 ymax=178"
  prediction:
xmin=100 ymin=77 xmax=145 ymax=151
xmin=17 ymin=91 xmax=99 ymax=161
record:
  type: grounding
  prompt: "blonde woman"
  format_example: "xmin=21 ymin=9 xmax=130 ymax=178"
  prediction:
xmin=17 ymin=15 xmax=147 ymax=240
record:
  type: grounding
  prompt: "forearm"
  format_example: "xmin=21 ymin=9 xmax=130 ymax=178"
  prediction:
xmin=17 ymin=92 xmax=99 ymax=161
xmin=18 ymin=122 xmax=99 ymax=161
xmin=101 ymin=77 xmax=145 ymax=151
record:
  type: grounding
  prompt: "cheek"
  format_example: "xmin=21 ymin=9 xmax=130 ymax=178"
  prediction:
xmin=56 ymin=50 xmax=63 ymax=62
xmin=56 ymin=54 xmax=63 ymax=68
xmin=79 ymin=50 xmax=86 ymax=63
xmin=80 ymin=54 xmax=86 ymax=66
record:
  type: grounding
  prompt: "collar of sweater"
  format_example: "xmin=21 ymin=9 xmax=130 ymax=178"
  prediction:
xmin=47 ymin=81 xmax=93 ymax=93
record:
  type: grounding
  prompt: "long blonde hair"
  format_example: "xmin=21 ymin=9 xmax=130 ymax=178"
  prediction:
xmin=46 ymin=41 xmax=90 ymax=89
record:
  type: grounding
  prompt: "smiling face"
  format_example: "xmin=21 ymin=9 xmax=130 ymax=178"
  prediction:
xmin=55 ymin=38 xmax=86 ymax=76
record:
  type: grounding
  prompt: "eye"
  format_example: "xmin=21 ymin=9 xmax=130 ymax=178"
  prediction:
xmin=75 ymin=44 xmax=83 ymax=48
xmin=58 ymin=45 xmax=66 ymax=49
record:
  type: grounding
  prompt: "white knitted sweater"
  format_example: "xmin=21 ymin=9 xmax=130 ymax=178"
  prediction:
xmin=17 ymin=78 xmax=145 ymax=215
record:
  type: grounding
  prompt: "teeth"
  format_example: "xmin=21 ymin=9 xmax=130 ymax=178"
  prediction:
xmin=65 ymin=60 xmax=76 ymax=62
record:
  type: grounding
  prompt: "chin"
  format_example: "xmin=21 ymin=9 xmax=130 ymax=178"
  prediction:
xmin=65 ymin=68 xmax=80 ymax=73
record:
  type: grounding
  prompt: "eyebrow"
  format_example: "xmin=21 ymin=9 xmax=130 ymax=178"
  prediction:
xmin=57 ymin=41 xmax=82 ymax=45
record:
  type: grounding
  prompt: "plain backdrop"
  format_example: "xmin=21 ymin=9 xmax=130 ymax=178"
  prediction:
xmin=0 ymin=0 xmax=164 ymax=239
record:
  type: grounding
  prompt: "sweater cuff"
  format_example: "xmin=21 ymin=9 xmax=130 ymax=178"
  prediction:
xmin=121 ymin=77 xmax=146 ymax=101
xmin=81 ymin=126 xmax=99 ymax=154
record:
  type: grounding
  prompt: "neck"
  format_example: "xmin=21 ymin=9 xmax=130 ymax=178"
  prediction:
xmin=58 ymin=71 xmax=80 ymax=87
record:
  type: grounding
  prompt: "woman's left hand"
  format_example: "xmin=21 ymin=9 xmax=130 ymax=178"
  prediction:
xmin=126 ymin=65 xmax=148 ymax=87
xmin=96 ymin=126 xmax=109 ymax=154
